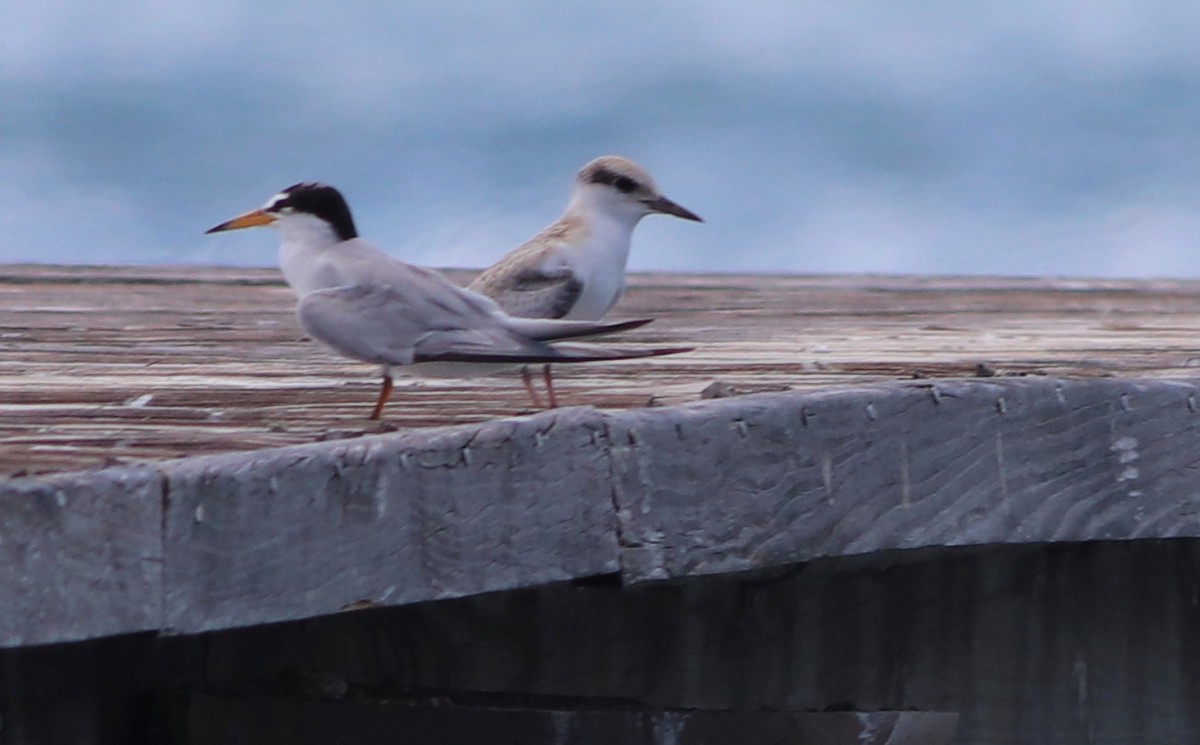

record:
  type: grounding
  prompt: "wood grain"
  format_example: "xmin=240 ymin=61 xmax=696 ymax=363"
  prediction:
xmin=607 ymin=376 xmax=1200 ymax=582
xmin=0 ymin=466 xmax=161 ymax=646
xmin=11 ymin=371 xmax=1200 ymax=651
xmin=6 ymin=265 xmax=1200 ymax=475
xmin=161 ymin=407 xmax=619 ymax=633
xmin=5 ymin=265 xmax=1200 ymax=743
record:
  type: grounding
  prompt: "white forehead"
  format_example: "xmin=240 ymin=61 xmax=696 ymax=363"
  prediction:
xmin=262 ymin=192 xmax=289 ymax=211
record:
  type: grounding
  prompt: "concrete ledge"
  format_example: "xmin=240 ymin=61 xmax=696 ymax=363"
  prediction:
xmin=2 ymin=376 xmax=1199 ymax=645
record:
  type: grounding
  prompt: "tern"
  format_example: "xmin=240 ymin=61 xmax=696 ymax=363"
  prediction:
xmin=206 ymin=182 xmax=689 ymax=419
xmin=468 ymin=156 xmax=702 ymax=406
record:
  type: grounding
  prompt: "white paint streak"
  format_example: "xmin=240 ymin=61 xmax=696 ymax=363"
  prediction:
xmin=652 ymin=712 xmax=685 ymax=745
xmin=1111 ymin=436 xmax=1141 ymax=490
xmin=857 ymin=712 xmax=880 ymax=744
xmin=1112 ymin=435 xmax=1139 ymax=460
xmin=124 ymin=393 xmax=154 ymax=408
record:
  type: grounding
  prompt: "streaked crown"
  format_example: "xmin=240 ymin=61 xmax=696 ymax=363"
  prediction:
xmin=571 ymin=155 xmax=702 ymax=223
xmin=576 ymin=156 xmax=658 ymax=198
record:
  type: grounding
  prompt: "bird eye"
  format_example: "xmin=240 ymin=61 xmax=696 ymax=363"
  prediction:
xmin=614 ymin=176 xmax=638 ymax=194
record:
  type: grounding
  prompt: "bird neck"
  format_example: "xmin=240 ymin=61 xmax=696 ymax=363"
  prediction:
xmin=277 ymin=216 xmax=345 ymax=296
xmin=563 ymin=193 xmax=642 ymax=258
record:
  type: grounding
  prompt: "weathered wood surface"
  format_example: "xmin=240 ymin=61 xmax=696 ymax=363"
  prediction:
xmin=3 ymin=541 xmax=1189 ymax=744
xmin=6 ymin=374 xmax=1200 ymax=649
xmin=610 ymin=376 xmax=1200 ymax=582
xmin=0 ymin=467 xmax=161 ymax=646
xmin=6 ymin=264 xmax=1200 ymax=745
xmin=187 ymin=540 xmax=1200 ymax=745
xmin=162 ymin=407 xmax=619 ymax=633
xmin=6 ymin=265 xmax=1200 ymax=647
xmin=6 ymin=264 xmax=1200 ymax=475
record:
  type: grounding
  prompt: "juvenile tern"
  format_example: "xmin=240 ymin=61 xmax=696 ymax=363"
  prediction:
xmin=206 ymin=182 xmax=689 ymax=419
xmin=468 ymin=155 xmax=702 ymax=405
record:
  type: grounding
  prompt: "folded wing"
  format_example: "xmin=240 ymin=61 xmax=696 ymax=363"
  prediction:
xmin=469 ymin=263 xmax=585 ymax=320
xmin=297 ymin=284 xmax=677 ymax=367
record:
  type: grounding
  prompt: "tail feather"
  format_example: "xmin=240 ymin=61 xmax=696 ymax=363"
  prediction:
xmin=415 ymin=345 xmax=693 ymax=365
xmin=504 ymin=316 xmax=653 ymax=342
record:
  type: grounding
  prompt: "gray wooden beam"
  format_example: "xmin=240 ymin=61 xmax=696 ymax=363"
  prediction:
xmin=0 ymin=466 xmax=161 ymax=646
xmin=160 ymin=406 xmax=619 ymax=634
xmin=608 ymin=376 xmax=1200 ymax=582
xmin=5 ymin=376 xmax=1200 ymax=644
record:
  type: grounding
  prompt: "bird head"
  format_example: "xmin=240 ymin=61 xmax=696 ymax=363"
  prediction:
xmin=206 ymin=182 xmax=359 ymax=242
xmin=572 ymin=156 xmax=702 ymax=224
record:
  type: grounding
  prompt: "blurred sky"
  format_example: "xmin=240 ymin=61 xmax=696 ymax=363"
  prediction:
xmin=5 ymin=1 xmax=1200 ymax=277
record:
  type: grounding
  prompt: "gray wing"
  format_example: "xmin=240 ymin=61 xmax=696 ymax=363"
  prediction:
xmin=297 ymin=284 xmax=550 ymax=366
xmin=297 ymin=285 xmax=685 ymax=366
xmin=297 ymin=286 xmax=422 ymax=365
xmin=468 ymin=244 xmax=583 ymax=320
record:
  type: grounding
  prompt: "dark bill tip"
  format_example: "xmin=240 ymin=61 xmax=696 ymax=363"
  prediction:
xmin=644 ymin=195 xmax=703 ymax=222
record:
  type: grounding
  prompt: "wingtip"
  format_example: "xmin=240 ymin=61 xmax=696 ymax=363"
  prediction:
xmin=643 ymin=346 xmax=695 ymax=357
xmin=599 ymin=317 xmax=654 ymax=334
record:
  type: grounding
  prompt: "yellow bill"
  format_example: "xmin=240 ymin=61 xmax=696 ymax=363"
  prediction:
xmin=205 ymin=209 xmax=277 ymax=234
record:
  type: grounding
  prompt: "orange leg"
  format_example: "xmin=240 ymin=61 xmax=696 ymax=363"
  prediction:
xmin=369 ymin=374 xmax=394 ymax=420
xmin=520 ymin=366 xmax=545 ymax=408
xmin=541 ymin=364 xmax=558 ymax=409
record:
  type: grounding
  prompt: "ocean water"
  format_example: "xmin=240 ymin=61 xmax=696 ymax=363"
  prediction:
xmin=5 ymin=2 xmax=1200 ymax=278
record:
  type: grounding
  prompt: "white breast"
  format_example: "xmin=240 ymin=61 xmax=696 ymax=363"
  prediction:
xmin=279 ymin=241 xmax=345 ymax=296
xmin=560 ymin=215 xmax=637 ymax=320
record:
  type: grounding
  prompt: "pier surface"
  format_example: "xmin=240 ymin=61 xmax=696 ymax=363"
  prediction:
xmin=4 ymin=264 xmax=1200 ymax=475
xmin=4 ymin=265 xmax=1200 ymax=743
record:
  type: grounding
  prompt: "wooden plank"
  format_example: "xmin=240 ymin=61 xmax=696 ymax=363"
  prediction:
xmin=8 ymin=265 xmax=1200 ymax=475
xmin=182 ymin=541 xmax=1200 ymax=744
xmin=608 ymin=376 xmax=1200 ymax=581
xmin=7 ymin=373 xmax=1200 ymax=644
xmin=0 ymin=466 xmax=162 ymax=646
xmin=6 ymin=371 xmax=1200 ymax=646
xmin=183 ymin=695 xmax=957 ymax=745
xmin=2 ymin=540 xmax=1193 ymax=744
xmin=160 ymin=407 xmax=619 ymax=633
